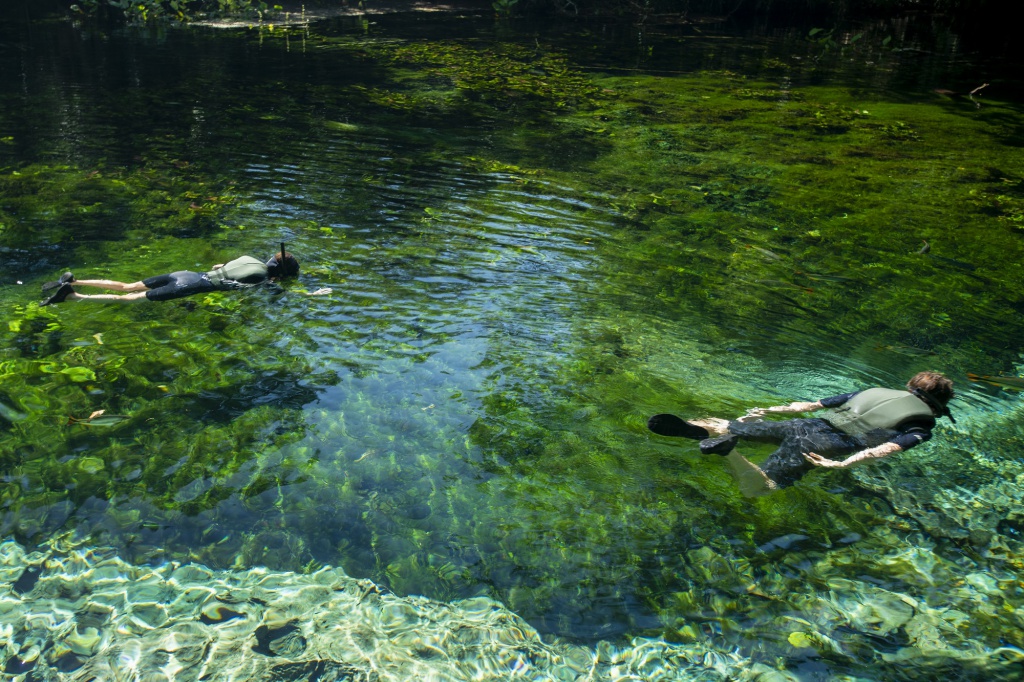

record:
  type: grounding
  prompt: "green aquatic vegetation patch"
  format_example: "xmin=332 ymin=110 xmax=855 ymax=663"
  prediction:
xmin=1 ymin=258 xmax=338 ymax=556
xmin=0 ymin=162 xmax=239 ymax=252
xmin=369 ymin=40 xmax=601 ymax=111
xmin=552 ymin=74 xmax=1024 ymax=361
xmin=307 ymin=35 xmax=602 ymax=121
xmin=966 ymin=173 xmax=1024 ymax=230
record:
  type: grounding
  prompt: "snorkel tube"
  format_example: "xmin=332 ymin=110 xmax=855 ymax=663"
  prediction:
xmin=267 ymin=242 xmax=287 ymax=277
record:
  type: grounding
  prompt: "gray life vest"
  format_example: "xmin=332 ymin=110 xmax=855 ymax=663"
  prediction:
xmin=823 ymin=388 xmax=935 ymax=436
xmin=206 ymin=256 xmax=268 ymax=287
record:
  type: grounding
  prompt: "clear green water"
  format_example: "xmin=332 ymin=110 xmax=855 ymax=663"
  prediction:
xmin=2 ymin=8 xmax=1024 ymax=680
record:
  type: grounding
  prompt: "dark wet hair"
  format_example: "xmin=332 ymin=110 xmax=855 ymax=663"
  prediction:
xmin=267 ymin=251 xmax=300 ymax=278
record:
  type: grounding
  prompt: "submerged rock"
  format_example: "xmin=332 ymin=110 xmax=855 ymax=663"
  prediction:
xmin=1 ymin=539 xmax=1022 ymax=681
xmin=199 ymin=602 xmax=246 ymax=625
xmin=64 ymin=626 xmax=104 ymax=657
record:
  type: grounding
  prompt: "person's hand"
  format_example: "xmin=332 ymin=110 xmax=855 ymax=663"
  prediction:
xmin=212 ymin=264 xmax=224 ymax=269
xmin=803 ymin=451 xmax=844 ymax=468
xmin=739 ymin=406 xmax=780 ymax=421
xmin=307 ymin=287 xmax=332 ymax=296
xmin=739 ymin=407 xmax=768 ymax=421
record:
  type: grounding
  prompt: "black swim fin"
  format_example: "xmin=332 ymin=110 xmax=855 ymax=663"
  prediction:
xmin=41 ymin=283 xmax=75 ymax=306
xmin=42 ymin=272 xmax=75 ymax=291
xmin=647 ymin=413 xmax=710 ymax=439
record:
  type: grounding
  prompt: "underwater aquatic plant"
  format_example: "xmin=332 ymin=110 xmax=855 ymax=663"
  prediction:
xmin=966 ymin=373 xmax=1024 ymax=390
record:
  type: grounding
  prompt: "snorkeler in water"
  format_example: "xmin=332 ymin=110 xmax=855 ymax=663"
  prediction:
xmin=40 ymin=244 xmax=330 ymax=305
xmin=648 ymin=371 xmax=955 ymax=497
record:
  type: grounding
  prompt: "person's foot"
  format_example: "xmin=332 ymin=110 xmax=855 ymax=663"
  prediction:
xmin=41 ymin=283 xmax=75 ymax=306
xmin=648 ymin=414 xmax=710 ymax=439
xmin=688 ymin=417 xmax=730 ymax=435
xmin=41 ymin=272 xmax=75 ymax=291
xmin=699 ymin=434 xmax=739 ymax=456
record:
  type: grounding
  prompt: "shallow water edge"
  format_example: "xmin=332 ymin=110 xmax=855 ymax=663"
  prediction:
xmin=3 ymin=539 xmax=1023 ymax=681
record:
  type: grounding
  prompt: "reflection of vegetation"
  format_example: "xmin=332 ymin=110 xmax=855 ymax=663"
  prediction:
xmin=72 ymin=0 xmax=267 ymax=22
xmin=493 ymin=0 xmax=520 ymax=18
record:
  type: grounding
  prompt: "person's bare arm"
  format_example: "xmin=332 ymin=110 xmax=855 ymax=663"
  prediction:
xmin=741 ymin=401 xmax=823 ymax=420
xmin=803 ymin=442 xmax=902 ymax=469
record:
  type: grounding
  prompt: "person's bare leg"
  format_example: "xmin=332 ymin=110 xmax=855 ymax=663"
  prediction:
xmin=680 ymin=418 xmax=777 ymax=494
xmin=688 ymin=417 xmax=730 ymax=435
xmin=723 ymin=451 xmax=778 ymax=498
xmin=65 ymin=291 xmax=149 ymax=302
xmin=73 ymin=279 xmax=148 ymax=292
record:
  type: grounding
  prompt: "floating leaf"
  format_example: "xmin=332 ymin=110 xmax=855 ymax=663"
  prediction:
xmin=61 ymin=366 xmax=97 ymax=382
xmin=79 ymin=414 xmax=131 ymax=427
xmin=324 ymin=120 xmax=359 ymax=132
xmin=788 ymin=631 xmax=814 ymax=648
xmin=78 ymin=457 xmax=105 ymax=474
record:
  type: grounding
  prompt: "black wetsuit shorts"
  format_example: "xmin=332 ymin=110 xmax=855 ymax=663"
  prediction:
xmin=727 ymin=418 xmax=865 ymax=489
xmin=143 ymin=271 xmax=217 ymax=301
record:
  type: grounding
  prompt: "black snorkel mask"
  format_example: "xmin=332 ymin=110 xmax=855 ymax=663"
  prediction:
xmin=911 ymin=387 xmax=956 ymax=424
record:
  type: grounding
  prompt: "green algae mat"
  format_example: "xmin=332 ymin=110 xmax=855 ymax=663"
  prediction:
xmin=1 ymin=9 xmax=1024 ymax=681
